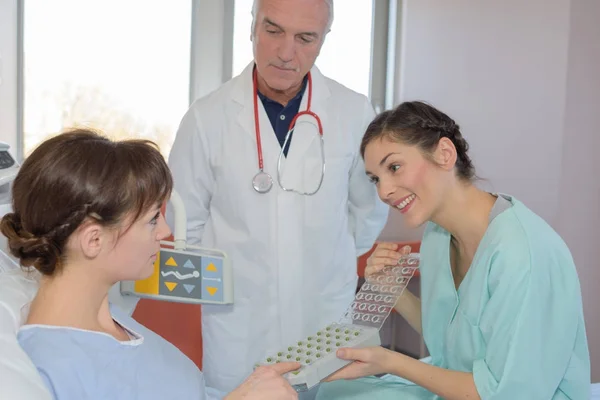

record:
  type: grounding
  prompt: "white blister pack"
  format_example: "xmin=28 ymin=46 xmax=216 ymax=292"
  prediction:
xmin=256 ymin=253 xmax=420 ymax=391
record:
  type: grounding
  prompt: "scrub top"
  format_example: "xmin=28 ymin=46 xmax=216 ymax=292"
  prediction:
xmin=317 ymin=194 xmax=590 ymax=399
xmin=17 ymin=305 xmax=225 ymax=400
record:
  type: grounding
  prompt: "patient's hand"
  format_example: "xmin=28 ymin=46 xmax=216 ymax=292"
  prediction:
xmin=226 ymin=362 xmax=300 ymax=399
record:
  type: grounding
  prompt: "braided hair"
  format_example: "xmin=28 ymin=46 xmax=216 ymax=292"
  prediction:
xmin=0 ymin=129 xmax=172 ymax=276
xmin=360 ymin=101 xmax=475 ymax=181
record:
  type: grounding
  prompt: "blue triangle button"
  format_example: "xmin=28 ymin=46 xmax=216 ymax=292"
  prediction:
xmin=184 ymin=284 xmax=195 ymax=294
xmin=183 ymin=260 xmax=195 ymax=269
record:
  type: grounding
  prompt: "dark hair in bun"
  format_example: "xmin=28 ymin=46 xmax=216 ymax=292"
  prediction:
xmin=0 ymin=128 xmax=172 ymax=275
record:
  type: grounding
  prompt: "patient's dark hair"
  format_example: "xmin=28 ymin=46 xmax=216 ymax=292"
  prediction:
xmin=361 ymin=101 xmax=475 ymax=181
xmin=0 ymin=129 xmax=172 ymax=276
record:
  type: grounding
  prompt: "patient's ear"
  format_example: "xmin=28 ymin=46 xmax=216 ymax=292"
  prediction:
xmin=77 ymin=222 xmax=105 ymax=259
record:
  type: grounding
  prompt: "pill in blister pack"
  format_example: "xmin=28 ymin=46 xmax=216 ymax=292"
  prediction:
xmin=350 ymin=312 xmax=384 ymax=324
xmin=350 ymin=301 xmax=392 ymax=314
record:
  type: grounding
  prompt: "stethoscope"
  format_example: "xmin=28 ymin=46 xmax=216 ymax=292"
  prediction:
xmin=251 ymin=67 xmax=325 ymax=195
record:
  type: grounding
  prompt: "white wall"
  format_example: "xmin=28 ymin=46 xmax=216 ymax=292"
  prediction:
xmin=0 ymin=0 xmax=18 ymax=150
xmin=383 ymin=0 xmax=599 ymax=382
xmin=379 ymin=0 xmax=571 ymax=241
xmin=555 ymin=0 xmax=600 ymax=383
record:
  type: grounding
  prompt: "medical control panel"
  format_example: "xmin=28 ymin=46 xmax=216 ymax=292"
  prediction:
xmin=256 ymin=253 xmax=420 ymax=391
xmin=120 ymin=245 xmax=233 ymax=305
xmin=0 ymin=150 xmax=15 ymax=169
xmin=0 ymin=142 xmax=20 ymax=206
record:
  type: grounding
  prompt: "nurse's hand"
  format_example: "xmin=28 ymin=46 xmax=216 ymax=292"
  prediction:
xmin=364 ymin=243 xmax=412 ymax=279
xmin=322 ymin=346 xmax=394 ymax=381
xmin=226 ymin=362 xmax=300 ymax=400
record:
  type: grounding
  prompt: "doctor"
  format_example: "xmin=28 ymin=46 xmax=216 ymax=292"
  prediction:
xmin=168 ymin=0 xmax=388 ymax=395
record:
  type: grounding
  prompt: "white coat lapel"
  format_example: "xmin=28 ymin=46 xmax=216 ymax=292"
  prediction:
xmin=279 ymin=66 xmax=331 ymax=194
xmin=233 ymin=63 xmax=259 ymax=141
xmin=233 ymin=63 xmax=282 ymax=180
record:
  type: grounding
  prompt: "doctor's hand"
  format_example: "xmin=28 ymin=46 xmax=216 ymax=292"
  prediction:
xmin=322 ymin=346 xmax=395 ymax=382
xmin=225 ymin=362 xmax=300 ymax=400
xmin=365 ymin=243 xmax=412 ymax=279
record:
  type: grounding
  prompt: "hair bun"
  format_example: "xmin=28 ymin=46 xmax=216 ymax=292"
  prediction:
xmin=0 ymin=212 xmax=60 ymax=275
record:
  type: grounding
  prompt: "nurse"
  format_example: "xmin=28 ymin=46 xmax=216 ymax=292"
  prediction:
xmin=316 ymin=101 xmax=591 ymax=399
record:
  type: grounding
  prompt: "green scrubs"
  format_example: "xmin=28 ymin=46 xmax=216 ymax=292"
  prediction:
xmin=317 ymin=195 xmax=590 ymax=399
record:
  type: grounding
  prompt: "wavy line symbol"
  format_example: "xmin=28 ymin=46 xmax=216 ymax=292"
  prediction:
xmin=161 ymin=270 xmax=200 ymax=280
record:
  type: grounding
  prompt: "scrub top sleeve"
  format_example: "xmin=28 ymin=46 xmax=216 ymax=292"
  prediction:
xmin=167 ymin=106 xmax=215 ymax=247
xmin=347 ymin=98 xmax=389 ymax=256
xmin=472 ymin=251 xmax=580 ymax=399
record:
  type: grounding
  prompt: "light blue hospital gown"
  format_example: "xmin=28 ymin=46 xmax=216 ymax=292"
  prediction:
xmin=17 ymin=305 xmax=225 ymax=400
xmin=317 ymin=194 xmax=590 ymax=399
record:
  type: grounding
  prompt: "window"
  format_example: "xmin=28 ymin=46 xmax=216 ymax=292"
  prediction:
xmin=21 ymin=0 xmax=191 ymax=158
xmin=232 ymin=0 xmax=374 ymax=98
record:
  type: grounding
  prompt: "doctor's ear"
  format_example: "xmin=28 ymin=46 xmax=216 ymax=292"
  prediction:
xmin=432 ymin=137 xmax=458 ymax=172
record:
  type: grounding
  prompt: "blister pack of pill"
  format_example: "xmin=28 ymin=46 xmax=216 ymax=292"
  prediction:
xmin=256 ymin=253 xmax=420 ymax=391
xmin=339 ymin=253 xmax=419 ymax=329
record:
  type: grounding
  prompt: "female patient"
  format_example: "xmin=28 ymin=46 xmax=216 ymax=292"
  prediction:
xmin=317 ymin=102 xmax=590 ymax=399
xmin=1 ymin=130 xmax=298 ymax=400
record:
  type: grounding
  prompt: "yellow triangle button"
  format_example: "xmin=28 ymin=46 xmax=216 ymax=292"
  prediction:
xmin=165 ymin=257 xmax=177 ymax=267
xmin=207 ymin=287 xmax=218 ymax=296
xmin=165 ymin=282 xmax=178 ymax=291
xmin=206 ymin=263 xmax=217 ymax=272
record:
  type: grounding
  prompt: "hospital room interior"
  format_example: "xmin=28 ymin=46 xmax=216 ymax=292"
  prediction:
xmin=1 ymin=0 xmax=599 ymax=398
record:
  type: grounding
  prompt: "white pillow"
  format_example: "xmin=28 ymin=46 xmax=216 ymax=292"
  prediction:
xmin=0 ymin=268 xmax=52 ymax=400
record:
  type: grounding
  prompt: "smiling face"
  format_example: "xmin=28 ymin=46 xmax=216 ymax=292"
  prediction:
xmin=252 ymin=0 xmax=329 ymax=98
xmin=364 ymin=136 xmax=456 ymax=228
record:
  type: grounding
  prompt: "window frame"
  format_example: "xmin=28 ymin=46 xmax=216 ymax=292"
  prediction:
xmin=15 ymin=0 xmax=402 ymax=161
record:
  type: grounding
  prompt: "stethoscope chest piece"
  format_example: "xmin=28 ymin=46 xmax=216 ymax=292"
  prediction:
xmin=251 ymin=66 xmax=324 ymax=196
xmin=252 ymin=171 xmax=273 ymax=193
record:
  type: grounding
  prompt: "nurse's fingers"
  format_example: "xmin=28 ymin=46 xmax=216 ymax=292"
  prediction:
xmin=365 ymin=265 xmax=387 ymax=278
xmin=374 ymin=242 xmax=399 ymax=251
xmin=365 ymin=254 xmax=399 ymax=274
xmin=399 ymin=245 xmax=412 ymax=255
xmin=369 ymin=249 xmax=402 ymax=261
xmin=335 ymin=347 xmax=370 ymax=362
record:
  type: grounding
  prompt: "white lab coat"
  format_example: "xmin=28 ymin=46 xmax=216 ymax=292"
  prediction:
xmin=167 ymin=63 xmax=389 ymax=393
